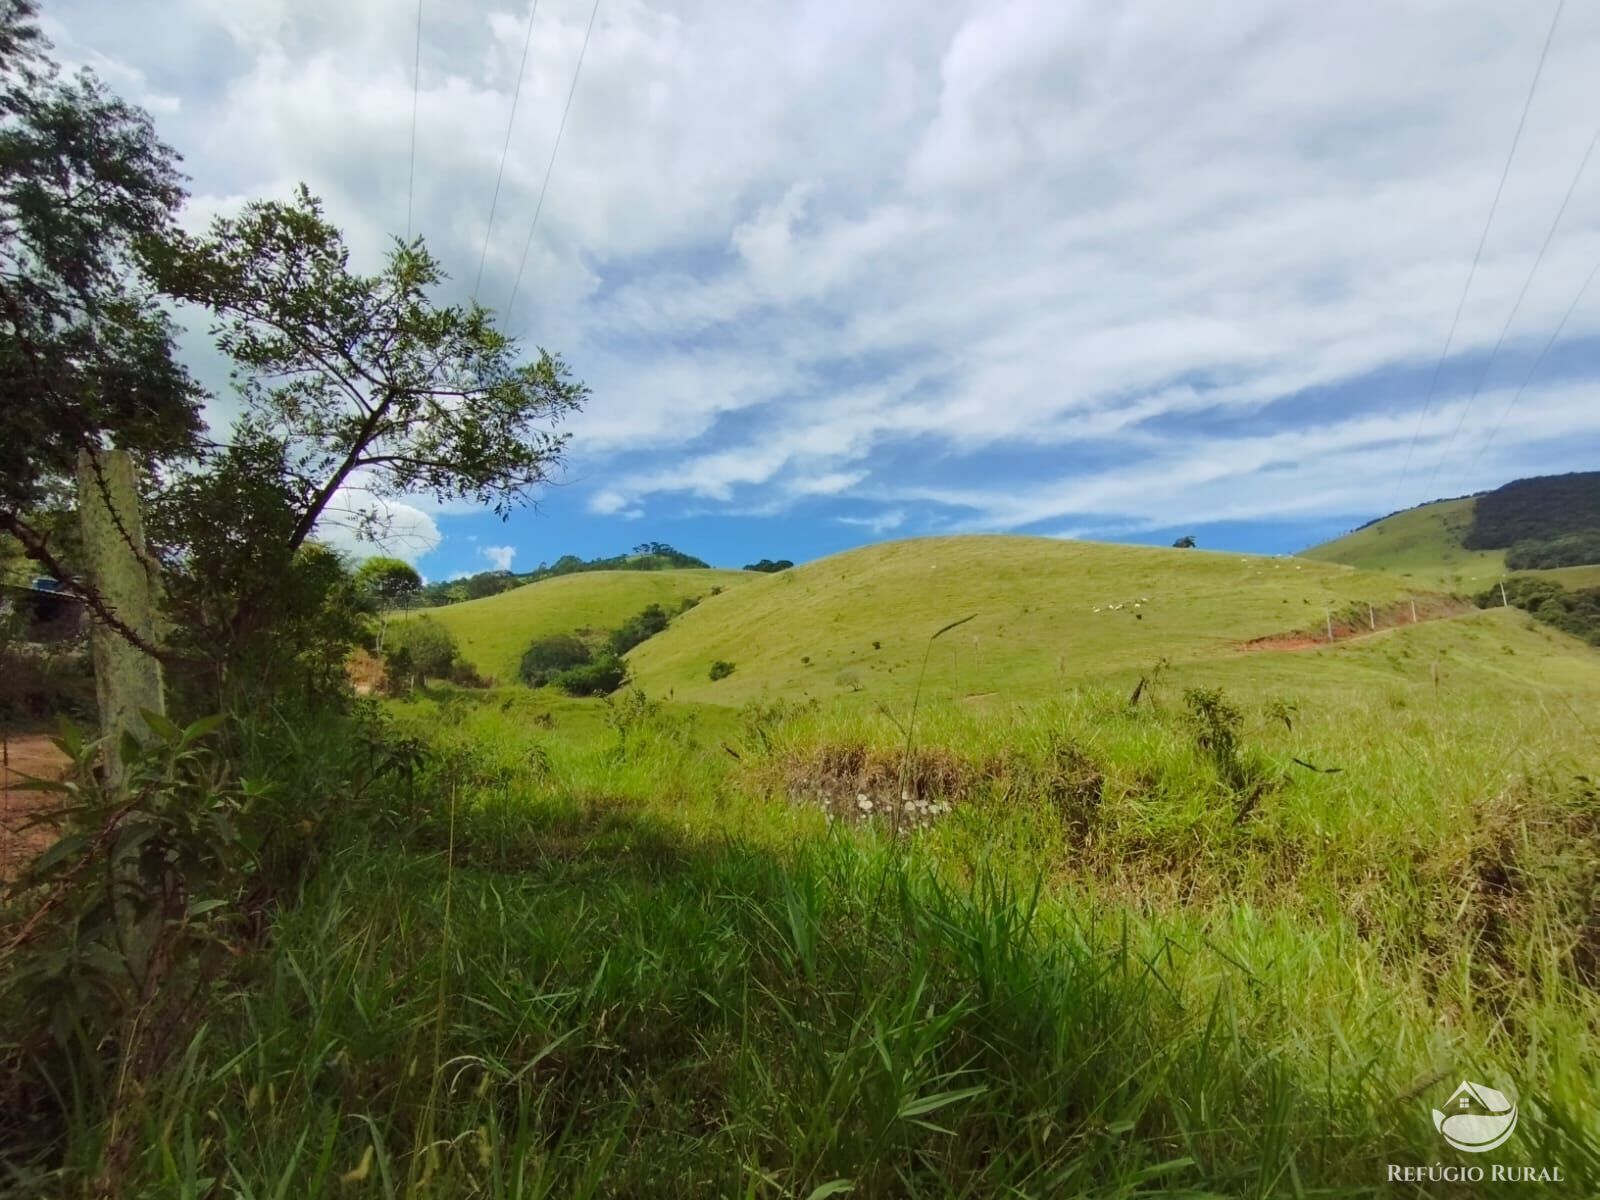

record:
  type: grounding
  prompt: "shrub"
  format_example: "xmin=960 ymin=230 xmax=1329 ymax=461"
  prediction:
xmin=519 ymin=633 xmax=593 ymax=687
xmin=1183 ymin=686 xmax=1244 ymax=789
xmin=708 ymin=660 xmax=735 ymax=681
xmin=835 ymin=668 xmax=863 ymax=692
xmin=384 ymin=617 xmax=458 ymax=687
xmin=608 ymin=603 xmax=671 ymax=656
xmin=554 ymin=654 xmax=628 ymax=696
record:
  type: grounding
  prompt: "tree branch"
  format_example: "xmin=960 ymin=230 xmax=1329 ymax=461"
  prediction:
xmin=0 ymin=507 xmax=180 ymax=664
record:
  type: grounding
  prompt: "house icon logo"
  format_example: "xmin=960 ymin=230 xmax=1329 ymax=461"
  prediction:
xmin=1432 ymin=1080 xmax=1518 ymax=1153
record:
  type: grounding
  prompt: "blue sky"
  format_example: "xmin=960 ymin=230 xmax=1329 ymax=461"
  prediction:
xmin=43 ymin=0 xmax=1600 ymax=578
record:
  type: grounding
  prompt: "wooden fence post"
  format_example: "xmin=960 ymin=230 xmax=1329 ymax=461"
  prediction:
xmin=77 ymin=448 xmax=164 ymax=783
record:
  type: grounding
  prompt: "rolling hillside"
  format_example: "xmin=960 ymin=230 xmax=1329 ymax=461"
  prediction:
xmin=1300 ymin=497 xmax=1507 ymax=588
xmin=1304 ymin=472 xmax=1600 ymax=591
xmin=624 ymin=535 xmax=1453 ymax=704
xmin=395 ymin=567 xmax=754 ymax=682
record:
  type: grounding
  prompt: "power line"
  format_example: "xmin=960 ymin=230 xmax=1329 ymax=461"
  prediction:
xmin=1387 ymin=0 xmax=1565 ymax=511
xmin=1468 ymin=254 xmax=1600 ymax=471
xmin=473 ymin=0 xmax=544 ymax=300
xmin=505 ymin=0 xmax=602 ymax=325
xmin=1419 ymin=119 xmax=1600 ymax=499
xmin=406 ymin=0 xmax=423 ymax=240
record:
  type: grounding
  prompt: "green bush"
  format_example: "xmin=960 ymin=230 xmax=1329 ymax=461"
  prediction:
xmin=553 ymin=654 xmax=628 ymax=696
xmin=608 ymin=603 xmax=671 ymax=656
xmin=519 ymin=633 xmax=593 ymax=687
xmin=384 ymin=616 xmax=458 ymax=687
xmin=708 ymin=660 xmax=735 ymax=681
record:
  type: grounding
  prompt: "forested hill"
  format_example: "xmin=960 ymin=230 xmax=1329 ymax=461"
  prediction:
xmin=1304 ymin=470 xmax=1600 ymax=586
xmin=1463 ymin=471 xmax=1600 ymax=569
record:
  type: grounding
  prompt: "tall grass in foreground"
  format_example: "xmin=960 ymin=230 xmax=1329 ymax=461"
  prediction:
xmin=45 ymin=819 xmax=1600 ymax=1196
xmin=18 ymin=671 xmax=1600 ymax=1196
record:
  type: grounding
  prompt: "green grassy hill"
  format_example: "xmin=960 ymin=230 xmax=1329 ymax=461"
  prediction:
xmin=1300 ymin=496 xmax=1505 ymax=589
xmin=1305 ymin=473 xmax=1600 ymax=591
xmin=396 ymin=567 xmax=754 ymax=682
xmin=624 ymin=535 xmax=1447 ymax=704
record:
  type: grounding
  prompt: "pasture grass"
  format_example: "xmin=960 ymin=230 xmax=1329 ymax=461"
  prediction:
xmin=392 ymin=568 xmax=753 ymax=682
xmin=42 ymin=615 xmax=1600 ymax=1197
xmin=624 ymin=535 xmax=1437 ymax=705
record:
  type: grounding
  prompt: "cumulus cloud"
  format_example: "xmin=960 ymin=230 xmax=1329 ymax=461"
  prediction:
xmin=44 ymin=0 xmax=1600 ymax=540
xmin=481 ymin=544 xmax=517 ymax=571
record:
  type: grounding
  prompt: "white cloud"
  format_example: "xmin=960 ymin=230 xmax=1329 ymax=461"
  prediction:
xmin=46 ymin=0 xmax=1600 ymax=535
xmin=837 ymin=509 xmax=906 ymax=535
xmin=481 ymin=544 xmax=517 ymax=571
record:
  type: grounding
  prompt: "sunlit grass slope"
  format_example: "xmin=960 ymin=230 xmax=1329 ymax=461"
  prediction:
xmin=1302 ymin=497 xmax=1508 ymax=589
xmin=397 ymin=568 xmax=753 ymax=682
xmin=625 ymin=535 xmax=1435 ymax=704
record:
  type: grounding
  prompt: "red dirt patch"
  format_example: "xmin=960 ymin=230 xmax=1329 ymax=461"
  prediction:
xmin=1 ymin=734 xmax=71 ymax=881
xmin=1239 ymin=596 xmax=1473 ymax=654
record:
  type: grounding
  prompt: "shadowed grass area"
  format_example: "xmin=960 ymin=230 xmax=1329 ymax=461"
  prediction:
xmin=60 ymin=801 xmax=1600 ymax=1197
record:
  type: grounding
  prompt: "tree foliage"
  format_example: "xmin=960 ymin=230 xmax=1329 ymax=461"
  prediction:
xmin=384 ymin=615 xmax=458 ymax=686
xmin=0 ymin=0 xmax=200 ymax=558
xmin=607 ymin=603 xmax=670 ymax=656
xmin=146 ymin=186 xmax=587 ymax=555
xmin=355 ymin=556 xmax=422 ymax=606
xmin=1480 ymin=576 xmax=1600 ymax=647
xmin=1504 ymin=532 xmax=1600 ymax=571
xmin=1463 ymin=472 xmax=1600 ymax=552
xmin=743 ymin=558 xmax=793 ymax=573
xmin=518 ymin=633 xmax=592 ymax=687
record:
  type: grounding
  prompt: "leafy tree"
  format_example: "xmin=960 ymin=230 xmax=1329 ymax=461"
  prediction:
xmin=141 ymin=187 xmax=587 ymax=692
xmin=519 ymin=633 xmax=592 ymax=687
xmin=1172 ymin=536 xmax=1196 ymax=549
xmin=355 ymin=555 xmax=421 ymax=651
xmin=708 ymin=660 xmax=735 ymax=681
xmin=146 ymin=187 xmax=587 ymax=556
xmin=743 ymin=558 xmax=794 ymax=573
xmin=0 ymin=0 xmax=202 ymax=630
xmin=463 ymin=570 xmax=516 ymax=600
xmin=355 ymin=556 xmax=421 ymax=606
xmin=383 ymin=615 xmax=457 ymax=688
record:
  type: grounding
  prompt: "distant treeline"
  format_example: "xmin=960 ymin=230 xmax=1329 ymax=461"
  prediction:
xmin=1482 ymin=576 xmax=1600 ymax=647
xmin=414 ymin=543 xmax=711 ymax=607
xmin=1465 ymin=471 xmax=1600 ymax=570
